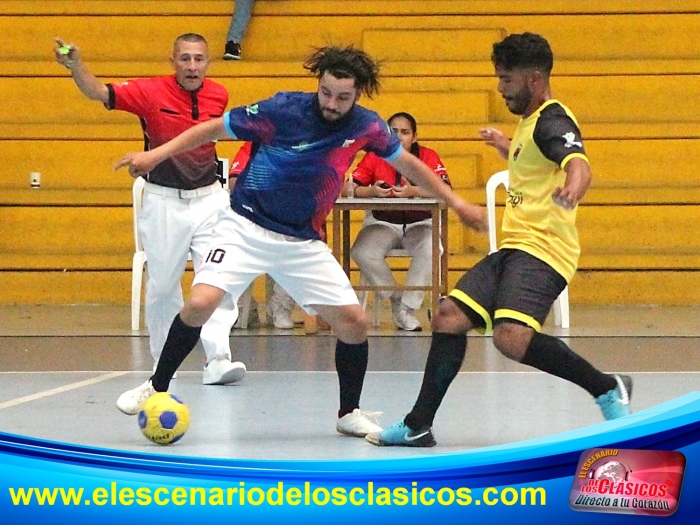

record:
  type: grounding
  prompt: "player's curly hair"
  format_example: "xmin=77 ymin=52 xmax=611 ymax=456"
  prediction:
xmin=303 ymin=45 xmax=381 ymax=98
xmin=491 ymin=32 xmax=553 ymax=76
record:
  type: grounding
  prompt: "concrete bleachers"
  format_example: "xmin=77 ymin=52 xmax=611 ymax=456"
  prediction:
xmin=4 ymin=0 xmax=700 ymax=16
xmin=5 ymin=75 xmax=700 ymax=144
xmin=1 ymin=1 xmax=699 ymax=305
xmin=3 ymin=9 xmax=699 ymax=62
xmin=0 ymin=139 xmax=244 ymax=192
xmin=424 ymin=138 xmax=700 ymax=193
xmin=4 ymin=137 xmax=698 ymax=193
xmin=5 ymin=74 xmax=700 ymax=133
xmin=4 ymin=8 xmax=700 ymax=75
xmin=3 ymin=140 xmax=140 ymax=190
xmin=0 ymin=207 xmax=132 ymax=255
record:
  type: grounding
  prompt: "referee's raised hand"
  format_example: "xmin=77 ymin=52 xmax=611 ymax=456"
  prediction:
xmin=54 ymin=37 xmax=79 ymax=69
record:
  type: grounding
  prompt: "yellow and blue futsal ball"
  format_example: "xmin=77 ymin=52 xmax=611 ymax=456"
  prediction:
xmin=137 ymin=392 xmax=190 ymax=445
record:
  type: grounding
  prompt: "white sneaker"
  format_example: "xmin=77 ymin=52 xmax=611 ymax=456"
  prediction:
xmin=336 ymin=409 xmax=383 ymax=437
xmin=395 ymin=307 xmax=422 ymax=331
xmin=266 ymin=293 xmax=295 ymax=329
xmin=202 ymin=357 xmax=246 ymax=385
xmin=391 ymin=298 xmax=422 ymax=332
xmin=153 ymin=362 xmax=177 ymax=379
xmin=116 ymin=380 xmax=156 ymax=415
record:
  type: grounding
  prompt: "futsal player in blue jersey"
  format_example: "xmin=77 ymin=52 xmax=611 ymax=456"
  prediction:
xmin=115 ymin=45 xmax=486 ymax=438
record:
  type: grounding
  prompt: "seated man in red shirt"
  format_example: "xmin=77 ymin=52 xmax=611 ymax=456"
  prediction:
xmin=349 ymin=112 xmax=451 ymax=331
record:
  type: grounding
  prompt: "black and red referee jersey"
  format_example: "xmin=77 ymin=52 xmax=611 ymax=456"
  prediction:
xmin=107 ymin=75 xmax=228 ymax=189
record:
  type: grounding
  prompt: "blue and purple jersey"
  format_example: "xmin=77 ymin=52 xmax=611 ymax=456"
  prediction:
xmin=223 ymin=91 xmax=402 ymax=241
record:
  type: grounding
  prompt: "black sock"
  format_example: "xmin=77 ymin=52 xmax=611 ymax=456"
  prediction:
xmin=151 ymin=314 xmax=201 ymax=392
xmin=405 ymin=332 xmax=467 ymax=430
xmin=335 ymin=339 xmax=369 ymax=418
xmin=521 ymin=332 xmax=616 ymax=397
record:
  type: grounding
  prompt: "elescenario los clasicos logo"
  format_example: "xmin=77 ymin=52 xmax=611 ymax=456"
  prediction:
xmin=569 ymin=448 xmax=686 ymax=517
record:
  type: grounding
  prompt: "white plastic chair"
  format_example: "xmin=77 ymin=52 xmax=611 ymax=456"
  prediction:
xmin=130 ymin=175 xmax=149 ymax=330
xmin=131 ymin=158 xmax=253 ymax=330
xmin=486 ymin=170 xmax=570 ymax=328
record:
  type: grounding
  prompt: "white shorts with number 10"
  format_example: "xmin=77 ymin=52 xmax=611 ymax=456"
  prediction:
xmin=194 ymin=208 xmax=359 ymax=313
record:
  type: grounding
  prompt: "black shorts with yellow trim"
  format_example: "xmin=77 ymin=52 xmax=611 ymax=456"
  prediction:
xmin=448 ymin=249 xmax=567 ymax=333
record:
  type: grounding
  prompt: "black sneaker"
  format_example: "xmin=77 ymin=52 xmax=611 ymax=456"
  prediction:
xmin=223 ymin=41 xmax=241 ymax=61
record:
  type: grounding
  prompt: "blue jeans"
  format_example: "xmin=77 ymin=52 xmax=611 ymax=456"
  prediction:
xmin=226 ymin=0 xmax=255 ymax=43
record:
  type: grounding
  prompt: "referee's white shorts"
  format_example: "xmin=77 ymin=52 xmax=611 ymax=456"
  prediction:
xmin=193 ymin=208 xmax=359 ymax=314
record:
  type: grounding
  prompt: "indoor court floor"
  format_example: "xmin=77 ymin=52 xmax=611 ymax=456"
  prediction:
xmin=1 ymin=303 xmax=698 ymax=460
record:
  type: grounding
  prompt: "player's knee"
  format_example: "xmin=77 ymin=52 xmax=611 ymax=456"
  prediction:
xmin=183 ymin=289 xmax=223 ymax=325
xmin=347 ymin=306 xmax=368 ymax=331
xmin=432 ymin=298 xmax=469 ymax=334
xmin=186 ymin=294 xmax=212 ymax=312
xmin=492 ymin=324 xmax=529 ymax=361
xmin=332 ymin=306 xmax=367 ymax=342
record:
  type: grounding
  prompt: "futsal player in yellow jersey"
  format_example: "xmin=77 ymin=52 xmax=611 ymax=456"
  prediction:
xmin=368 ymin=32 xmax=632 ymax=447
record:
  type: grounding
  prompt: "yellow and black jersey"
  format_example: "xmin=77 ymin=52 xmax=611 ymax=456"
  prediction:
xmin=501 ymin=99 xmax=589 ymax=282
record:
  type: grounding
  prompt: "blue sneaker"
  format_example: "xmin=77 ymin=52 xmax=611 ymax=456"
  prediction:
xmin=595 ymin=374 xmax=633 ymax=420
xmin=365 ymin=419 xmax=436 ymax=447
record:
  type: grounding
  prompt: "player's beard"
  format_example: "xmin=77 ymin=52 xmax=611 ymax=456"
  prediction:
xmin=505 ymin=85 xmax=532 ymax=116
xmin=321 ymin=101 xmax=354 ymax=122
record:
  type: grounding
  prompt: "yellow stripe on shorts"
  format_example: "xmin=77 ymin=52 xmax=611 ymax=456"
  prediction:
xmin=494 ymin=309 xmax=542 ymax=332
xmin=449 ymin=289 xmax=492 ymax=333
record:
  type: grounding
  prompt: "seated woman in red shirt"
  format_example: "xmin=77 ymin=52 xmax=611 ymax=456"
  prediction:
xmin=348 ymin=112 xmax=451 ymax=331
